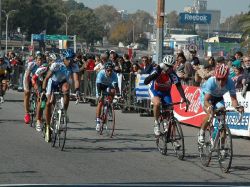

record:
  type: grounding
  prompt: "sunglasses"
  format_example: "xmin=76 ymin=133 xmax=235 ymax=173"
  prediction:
xmin=106 ymin=69 xmax=112 ymax=72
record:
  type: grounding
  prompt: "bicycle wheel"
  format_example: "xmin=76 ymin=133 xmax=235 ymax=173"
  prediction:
xmin=29 ymin=94 xmax=36 ymax=128
xmin=58 ymin=110 xmax=67 ymax=151
xmin=198 ymin=127 xmax=212 ymax=167
xmin=50 ymin=111 xmax=58 ymax=147
xmin=106 ymin=105 xmax=115 ymax=137
xmin=156 ymin=119 xmax=167 ymax=155
xmin=170 ymin=119 xmax=185 ymax=160
xmin=217 ymin=125 xmax=233 ymax=173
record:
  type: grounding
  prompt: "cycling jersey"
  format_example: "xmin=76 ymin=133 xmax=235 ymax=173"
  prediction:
xmin=201 ymin=76 xmax=236 ymax=97
xmin=200 ymin=76 xmax=236 ymax=109
xmin=96 ymin=69 xmax=118 ymax=86
xmin=148 ymin=68 xmax=180 ymax=92
xmin=49 ymin=61 xmax=79 ymax=83
xmin=96 ymin=69 xmax=118 ymax=96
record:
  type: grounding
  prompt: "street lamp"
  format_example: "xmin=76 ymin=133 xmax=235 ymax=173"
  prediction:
xmin=2 ymin=9 xmax=17 ymax=54
xmin=61 ymin=13 xmax=74 ymax=35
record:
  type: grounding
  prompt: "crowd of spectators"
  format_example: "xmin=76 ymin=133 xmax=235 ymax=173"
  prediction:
xmin=6 ymin=48 xmax=250 ymax=99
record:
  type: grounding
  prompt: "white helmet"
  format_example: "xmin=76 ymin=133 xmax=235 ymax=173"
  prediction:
xmin=49 ymin=53 xmax=57 ymax=61
xmin=162 ymin=55 xmax=175 ymax=66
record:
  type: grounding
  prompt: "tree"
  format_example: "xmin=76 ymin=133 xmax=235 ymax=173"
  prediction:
xmin=239 ymin=11 xmax=250 ymax=53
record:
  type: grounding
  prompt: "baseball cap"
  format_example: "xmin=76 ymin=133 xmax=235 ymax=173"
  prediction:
xmin=232 ymin=60 xmax=241 ymax=68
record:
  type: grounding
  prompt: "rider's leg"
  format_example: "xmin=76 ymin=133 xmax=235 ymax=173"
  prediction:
xmin=62 ymin=82 xmax=70 ymax=111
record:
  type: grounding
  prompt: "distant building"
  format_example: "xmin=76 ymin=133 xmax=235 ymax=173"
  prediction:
xmin=118 ymin=10 xmax=129 ymax=20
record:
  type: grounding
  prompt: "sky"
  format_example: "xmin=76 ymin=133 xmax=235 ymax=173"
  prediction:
xmin=78 ymin=0 xmax=250 ymax=19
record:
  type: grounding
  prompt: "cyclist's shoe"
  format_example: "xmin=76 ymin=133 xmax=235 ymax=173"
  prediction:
xmin=173 ymin=141 xmax=181 ymax=150
xmin=163 ymin=122 xmax=168 ymax=132
xmin=154 ymin=124 xmax=160 ymax=136
xmin=198 ymin=134 xmax=205 ymax=144
xmin=96 ymin=121 xmax=101 ymax=132
xmin=220 ymin=149 xmax=228 ymax=160
xmin=0 ymin=96 xmax=4 ymax=103
xmin=36 ymin=121 xmax=42 ymax=132
xmin=24 ymin=113 xmax=31 ymax=124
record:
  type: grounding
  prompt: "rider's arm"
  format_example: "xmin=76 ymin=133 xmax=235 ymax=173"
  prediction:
xmin=73 ymin=72 xmax=80 ymax=90
xmin=204 ymin=93 xmax=213 ymax=112
xmin=176 ymin=82 xmax=188 ymax=102
xmin=42 ymin=70 xmax=52 ymax=91
xmin=230 ymin=95 xmax=239 ymax=109
xmin=144 ymin=66 xmax=161 ymax=85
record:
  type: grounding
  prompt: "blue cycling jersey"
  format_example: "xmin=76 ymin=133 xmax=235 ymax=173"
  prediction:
xmin=96 ymin=69 xmax=118 ymax=87
xmin=202 ymin=76 xmax=236 ymax=97
xmin=49 ymin=61 xmax=79 ymax=83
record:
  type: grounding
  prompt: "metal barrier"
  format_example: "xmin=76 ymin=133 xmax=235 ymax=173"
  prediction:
xmin=81 ymin=71 xmax=153 ymax=115
xmin=10 ymin=65 xmax=25 ymax=91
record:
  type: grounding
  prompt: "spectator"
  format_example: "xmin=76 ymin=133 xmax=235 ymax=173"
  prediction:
xmin=85 ymin=55 xmax=95 ymax=71
xmin=131 ymin=62 xmax=141 ymax=75
xmin=207 ymin=56 xmax=216 ymax=69
xmin=232 ymin=66 xmax=244 ymax=91
xmin=216 ymin=56 xmax=226 ymax=65
xmin=94 ymin=53 xmax=107 ymax=72
xmin=140 ymin=56 xmax=153 ymax=74
xmin=95 ymin=54 xmax=101 ymax=66
xmin=242 ymin=55 xmax=250 ymax=97
xmin=234 ymin=51 xmax=243 ymax=60
xmin=195 ymin=62 xmax=213 ymax=87
xmin=230 ymin=60 xmax=241 ymax=78
xmin=122 ymin=53 xmax=132 ymax=74
xmin=176 ymin=53 xmax=194 ymax=85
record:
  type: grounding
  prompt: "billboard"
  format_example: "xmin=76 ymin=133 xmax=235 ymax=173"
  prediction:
xmin=179 ymin=12 xmax=211 ymax=24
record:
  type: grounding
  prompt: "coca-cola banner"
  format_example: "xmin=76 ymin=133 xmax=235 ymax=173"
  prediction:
xmin=171 ymin=85 xmax=250 ymax=137
xmin=171 ymin=85 xmax=205 ymax=127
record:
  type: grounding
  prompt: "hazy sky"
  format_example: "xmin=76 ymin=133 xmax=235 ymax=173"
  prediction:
xmin=78 ymin=0 xmax=250 ymax=19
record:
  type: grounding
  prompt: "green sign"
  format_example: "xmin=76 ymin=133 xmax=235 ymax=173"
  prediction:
xmin=45 ymin=35 xmax=69 ymax=40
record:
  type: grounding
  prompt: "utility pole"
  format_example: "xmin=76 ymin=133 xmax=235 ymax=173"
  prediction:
xmin=0 ymin=0 xmax=2 ymax=50
xmin=155 ymin=0 xmax=165 ymax=64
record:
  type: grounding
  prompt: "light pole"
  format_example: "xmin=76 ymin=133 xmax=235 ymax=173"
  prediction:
xmin=2 ymin=9 xmax=17 ymax=54
xmin=61 ymin=13 xmax=74 ymax=35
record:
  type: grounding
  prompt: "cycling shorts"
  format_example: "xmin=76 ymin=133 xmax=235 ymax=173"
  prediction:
xmin=149 ymin=88 xmax=172 ymax=105
xmin=200 ymin=92 xmax=225 ymax=110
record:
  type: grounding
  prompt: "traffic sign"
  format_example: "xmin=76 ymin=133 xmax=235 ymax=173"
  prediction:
xmin=179 ymin=12 xmax=211 ymax=24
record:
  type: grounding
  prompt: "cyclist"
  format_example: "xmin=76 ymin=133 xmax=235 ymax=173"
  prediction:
xmin=95 ymin=62 xmax=119 ymax=131
xmin=198 ymin=64 xmax=244 ymax=144
xmin=144 ymin=55 xmax=189 ymax=136
xmin=23 ymin=52 xmax=45 ymax=124
xmin=0 ymin=51 xmax=11 ymax=103
xmin=31 ymin=53 xmax=57 ymax=131
xmin=42 ymin=49 xmax=80 ymax=142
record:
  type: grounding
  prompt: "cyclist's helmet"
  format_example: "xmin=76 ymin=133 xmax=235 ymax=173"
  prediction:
xmin=104 ymin=62 xmax=114 ymax=70
xmin=63 ymin=49 xmax=75 ymax=60
xmin=214 ymin=64 xmax=229 ymax=79
xmin=162 ymin=55 xmax=175 ymax=66
xmin=49 ymin=53 xmax=57 ymax=61
xmin=35 ymin=51 xmax=41 ymax=57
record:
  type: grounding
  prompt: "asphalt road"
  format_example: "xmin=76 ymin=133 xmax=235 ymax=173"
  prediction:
xmin=1 ymin=90 xmax=250 ymax=185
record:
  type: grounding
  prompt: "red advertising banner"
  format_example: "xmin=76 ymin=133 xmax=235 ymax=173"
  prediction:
xmin=171 ymin=85 xmax=206 ymax=127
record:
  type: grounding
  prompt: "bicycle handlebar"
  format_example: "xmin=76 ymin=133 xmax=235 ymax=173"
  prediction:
xmin=208 ymin=106 xmax=244 ymax=124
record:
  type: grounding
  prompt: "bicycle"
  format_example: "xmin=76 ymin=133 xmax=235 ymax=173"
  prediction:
xmin=156 ymin=101 xmax=187 ymax=160
xmin=50 ymin=90 xmax=67 ymax=151
xmin=99 ymin=92 xmax=116 ymax=138
xmin=198 ymin=106 xmax=243 ymax=173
